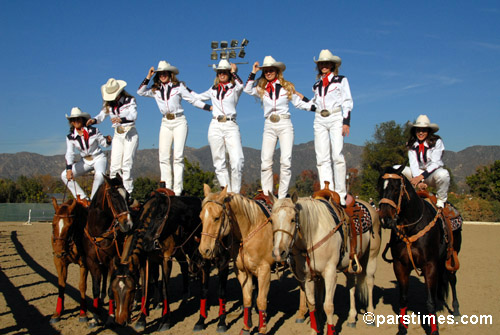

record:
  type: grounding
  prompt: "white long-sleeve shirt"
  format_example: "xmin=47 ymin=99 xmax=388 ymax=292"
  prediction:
xmin=191 ymin=73 xmax=243 ymax=118
xmin=137 ymin=79 xmax=210 ymax=115
xmin=92 ymin=96 xmax=137 ymax=128
xmin=311 ymin=73 xmax=353 ymax=125
xmin=408 ymin=138 xmax=445 ymax=178
xmin=243 ymin=73 xmax=313 ymax=117
xmin=65 ymin=126 xmax=109 ymax=169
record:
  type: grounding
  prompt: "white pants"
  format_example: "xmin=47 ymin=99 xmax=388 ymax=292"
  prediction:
xmin=159 ymin=116 xmax=188 ymax=196
xmin=402 ymin=166 xmax=450 ymax=207
xmin=110 ymin=127 xmax=139 ymax=194
xmin=314 ymin=112 xmax=346 ymax=204
xmin=261 ymin=118 xmax=294 ymax=199
xmin=208 ymin=120 xmax=244 ymax=193
xmin=61 ymin=153 xmax=108 ymax=200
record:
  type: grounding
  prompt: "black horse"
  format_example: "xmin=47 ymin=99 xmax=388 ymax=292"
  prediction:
xmin=111 ymin=189 xmax=231 ymax=332
xmin=378 ymin=165 xmax=462 ymax=335
xmin=82 ymin=174 xmax=133 ymax=328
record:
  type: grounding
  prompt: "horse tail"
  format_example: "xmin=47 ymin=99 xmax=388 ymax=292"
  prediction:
xmin=436 ymin=258 xmax=450 ymax=310
xmin=355 ymin=271 xmax=369 ymax=307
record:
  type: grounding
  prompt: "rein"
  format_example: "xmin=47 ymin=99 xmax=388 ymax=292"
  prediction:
xmin=379 ymin=173 xmax=410 ymax=215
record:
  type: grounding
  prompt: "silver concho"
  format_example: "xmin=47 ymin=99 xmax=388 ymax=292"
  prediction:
xmin=166 ymin=113 xmax=175 ymax=120
xmin=217 ymin=115 xmax=227 ymax=122
xmin=116 ymin=126 xmax=125 ymax=134
xmin=320 ymin=109 xmax=330 ymax=117
xmin=269 ymin=114 xmax=280 ymax=123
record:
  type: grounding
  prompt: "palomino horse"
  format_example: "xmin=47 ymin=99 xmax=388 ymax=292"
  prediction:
xmin=270 ymin=192 xmax=381 ymax=335
xmin=378 ymin=165 xmax=462 ymax=335
xmin=111 ymin=189 xmax=231 ymax=332
xmin=199 ymin=185 xmax=274 ymax=335
xmin=50 ymin=198 xmax=88 ymax=323
xmin=82 ymin=174 xmax=133 ymax=328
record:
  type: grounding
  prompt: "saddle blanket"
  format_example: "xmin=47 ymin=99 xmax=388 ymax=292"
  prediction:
xmin=446 ymin=202 xmax=463 ymax=231
xmin=352 ymin=201 xmax=373 ymax=235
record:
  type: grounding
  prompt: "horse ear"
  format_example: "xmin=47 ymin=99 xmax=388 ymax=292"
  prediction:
xmin=396 ymin=164 xmax=406 ymax=174
xmin=103 ymin=173 xmax=112 ymax=185
xmin=203 ymin=184 xmax=211 ymax=197
xmin=291 ymin=191 xmax=299 ymax=204
xmin=69 ymin=198 xmax=77 ymax=211
xmin=52 ymin=197 xmax=59 ymax=211
xmin=220 ymin=186 xmax=228 ymax=198
xmin=267 ymin=191 xmax=277 ymax=205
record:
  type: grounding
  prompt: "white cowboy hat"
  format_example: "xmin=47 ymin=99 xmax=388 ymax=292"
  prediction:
xmin=155 ymin=60 xmax=179 ymax=74
xmin=259 ymin=56 xmax=286 ymax=72
xmin=66 ymin=107 xmax=91 ymax=120
xmin=213 ymin=59 xmax=232 ymax=72
xmin=101 ymin=78 xmax=127 ymax=101
xmin=314 ymin=49 xmax=342 ymax=65
xmin=409 ymin=114 xmax=439 ymax=132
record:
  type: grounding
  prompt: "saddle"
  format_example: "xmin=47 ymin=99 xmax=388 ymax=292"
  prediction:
xmin=253 ymin=190 xmax=273 ymax=207
xmin=76 ymin=195 xmax=91 ymax=208
xmin=417 ymin=190 xmax=460 ymax=272
xmin=155 ymin=187 xmax=175 ymax=197
xmin=312 ymin=182 xmax=362 ymax=274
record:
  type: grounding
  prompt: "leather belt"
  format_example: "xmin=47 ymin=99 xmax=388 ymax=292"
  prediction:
xmin=115 ymin=125 xmax=134 ymax=134
xmin=163 ymin=112 xmax=184 ymax=120
xmin=213 ymin=115 xmax=236 ymax=122
xmin=267 ymin=113 xmax=290 ymax=123
xmin=318 ymin=106 xmax=342 ymax=117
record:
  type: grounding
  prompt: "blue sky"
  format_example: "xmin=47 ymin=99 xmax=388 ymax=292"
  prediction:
xmin=1 ymin=1 xmax=499 ymax=156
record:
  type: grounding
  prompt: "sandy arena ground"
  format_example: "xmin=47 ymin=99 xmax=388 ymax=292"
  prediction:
xmin=0 ymin=221 xmax=499 ymax=335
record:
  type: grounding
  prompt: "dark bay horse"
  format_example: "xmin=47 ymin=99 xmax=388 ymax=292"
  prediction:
xmin=111 ymin=190 xmax=230 ymax=332
xmin=199 ymin=185 xmax=274 ymax=335
xmin=50 ymin=198 xmax=88 ymax=323
xmin=378 ymin=165 xmax=462 ymax=335
xmin=82 ymin=174 xmax=133 ymax=328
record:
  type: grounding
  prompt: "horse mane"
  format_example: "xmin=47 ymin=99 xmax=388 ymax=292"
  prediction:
xmin=229 ymin=194 xmax=266 ymax=225
xmin=296 ymin=197 xmax=337 ymax=236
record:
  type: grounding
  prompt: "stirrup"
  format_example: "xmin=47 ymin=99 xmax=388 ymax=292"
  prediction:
xmin=348 ymin=254 xmax=362 ymax=274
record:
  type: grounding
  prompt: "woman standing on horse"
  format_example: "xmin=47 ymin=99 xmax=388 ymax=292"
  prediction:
xmin=61 ymin=107 xmax=111 ymax=205
xmin=310 ymin=49 xmax=353 ymax=206
xmin=244 ymin=56 xmax=314 ymax=199
xmin=403 ymin=114 xmax=450 ymax=208
xmin=137 ymin=61 xmax=211 ymax=196
xmin=191 ymin=60 xmax=244 ymax=193
xmin=86 ymin=78 xmax=139 ymax=206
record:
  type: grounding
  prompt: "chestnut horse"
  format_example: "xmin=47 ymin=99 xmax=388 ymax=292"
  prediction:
xmin=50 ymin=198 xmax=88 ymax=323
xmin=270 ymin=192 xmax=381 ymax=335
xmin=111 ymin=190 xmax=230 ymax=332
xmin=82 ymin=174 xmax=133 ymax=328
xmin=199 ymin=185 xmax=274 ymax=335
xmin=378 ymin=165 xmax=462 ymax=335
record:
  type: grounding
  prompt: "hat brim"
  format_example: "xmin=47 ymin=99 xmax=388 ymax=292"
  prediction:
xmin=259 ymin=62 xmax=286 ymax=72
xmin=101 ymin=80 xmax=127 ymax=101
xmin=409 ymin=122 xmax=439 ymax=132
xmin=154 ymin=67 xmax=179 ymax=75
xmin=314 ymin=56 xmax=342 ymax=65
xmin=66 ymin=113 xmax=91 ymax=120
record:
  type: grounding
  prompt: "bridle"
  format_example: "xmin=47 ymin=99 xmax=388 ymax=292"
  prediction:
xmin=378 ymin=173 xmax=410 ymax=216
xmin=272 ymin=202 xmax=300 ymax=254
xmin=200 ymin=199 xmax=232 ymax=251
xmin=102 ymin=183 xmax=130 ymax=227
xmin=52 ymin=212 xmax=76 ymax=258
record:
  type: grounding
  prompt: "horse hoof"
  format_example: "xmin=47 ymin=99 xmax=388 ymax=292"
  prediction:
xmin=217 ymin=323 xmax=228 ymax=333
xmin=49 ymin=317 xmax=60 ymax=324
xmin=134 ymin=320 xmax=145 ymax=331
xmin=240 ymin=329 xmax=251 ymax=335
xmin=158 ymin=322 xmax=172 ymax=331
xmin=347 ymin=321 xmax=356 ymax=328
xmin=79 ymin=316 xmax=88 ymax=323
xmin=88 ymin=319 xmax=98 ymax=329
xmin=193 ymin=323 xmax=204 ymax=332
xmin=295 ymin=317 xmax=305 ymax=323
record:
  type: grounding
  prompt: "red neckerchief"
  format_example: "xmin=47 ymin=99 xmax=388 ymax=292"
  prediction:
xmin=266 ymin=79 xmax=277 ymax=94
xmin=418 ymin=141 xmax=425 ymax=155
xmin=82 ymin=128 xmax=89 ymax=142
xmin=218 ymin=82 xmax=229 ymax=92
xmin=322 ymin=72 xmax=331 ymax=87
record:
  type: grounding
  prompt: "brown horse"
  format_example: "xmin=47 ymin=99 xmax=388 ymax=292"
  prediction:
xmin=50 ymin=197 xmax=89 ymax=323
xmin=378 ymin=165 xmax=462 ymax=335
xmin=82 ymin=174 xmax=133 ymax=328
xmin=199 ymin=185 xmax=274 ymax=335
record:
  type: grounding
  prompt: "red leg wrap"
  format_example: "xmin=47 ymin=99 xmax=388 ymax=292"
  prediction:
xmin=200 ymin=299 xmax=207 ymax=318
xmin=429 ymin=314 xmax=438 ymax=333
xmin=140 ymin=296 xmax=147 ymax=316
xmin=93 ymin=298 xmax=99 ymax=310
xmin=108 ymin=299 xmax=114 ymax=315
xmin=310 ymin=309 xmax=319 ymax=333
xmin=399 ymin=307 xmax=408 ymax=329
xmin=80 ymin=299 xmax=87 ymax=315
xmin=258 ymin=310 xmax=267 ymax=331
xmin=219 ymin=298 xmax=226 ymax=316
xmin=56 ymin=297 xmax=63 ymax=315
xmin=243 ymin=307 xmax=251 ymax=329
xmin=162 ymin=298 xmax=169 ymax=316
xmin=327 ymin=323 xmax=336 ymax=335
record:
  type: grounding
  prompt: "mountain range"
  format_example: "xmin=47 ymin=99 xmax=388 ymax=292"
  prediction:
xmin=1 ymin=142 xmax=499 ymax=192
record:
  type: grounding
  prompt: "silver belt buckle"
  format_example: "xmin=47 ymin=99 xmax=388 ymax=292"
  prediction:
xmin=166 ymin=113 xmax=175 ymax=120
xmin=217 ymin=115 xmax=227 ymax=122
xmin=320 ymin=109 xmax=331 ymax=117
xmin=116 ymin=126 xmax=125 ymax=134
xmin=269 ymin=114 xmax=280 ymax=123
xmin=83 ymin=155 xmax=93 ymax=161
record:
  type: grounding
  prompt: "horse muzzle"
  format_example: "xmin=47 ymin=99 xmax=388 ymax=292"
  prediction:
xmin=272 ymin=247 xmax=289 ymax=262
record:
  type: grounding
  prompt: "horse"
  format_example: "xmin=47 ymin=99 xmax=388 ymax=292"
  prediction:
xmin=199 ymin=184 xmax=274 ymax=335
xmin=82 ymin=174 xmax=133 ymax=328
xmin=378 ymin=165 xmax=462 ymax=335
xmin=270 ymin=192 xmax=381 ymax=335
xmin=111 ymin=189 xmax=231 ymax=332
xmin=50 ymin=197 xmax=89 ymax=323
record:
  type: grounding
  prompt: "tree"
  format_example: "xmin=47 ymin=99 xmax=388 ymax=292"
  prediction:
xmin=183 ymin=158 xmax=216 ymax=198
xmin=132 ymin=177 xmax=158 ymax=201
xmin=293 ymin=170 xmax=320 ymax=196
xmin=0 ymin=178 xmax=21 ymax=203
xmin=17 ymin=175 xmax=46 ymax=203
xmin=466 ymin=160 xmax=500 ymax=201
xmin=360 ymin=121 xmax=410 ymax=200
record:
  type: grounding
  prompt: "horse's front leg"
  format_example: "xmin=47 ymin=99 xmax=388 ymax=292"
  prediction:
xmin=88 ymin=267 xmax=102 ymax=328
xmin=193 ymin=261 xmax=210 ymax=332
xmin=394 ymin=259 xmax=410 ymax=335
xmin=237 ymin=269 xmax=254 ymax=334
xmin=297 ymin=286 xmax=307 ymax=323
xmin=323 ymin=267 xmax=338 ymax=335
xmin=134 ymin=264 xmax=148 ymax=331
xmin=157 ymin=259 xmax=173 ymax=331
xmin=345 ymin=273 xmax=358 ymax=328
xmin=106 ymin=264 xmax=116 ymax=327
xmin=256 ymin=264 xmax=271 ymax=334
xmin=216 ymin=261 xmax=230 ymax=332
xmin=50 ymin=257 xmax=68 ymax=323
xmin=78 ymin=265 xmax=89 ymax=322
xmin=424 ymin=261 xmax=439 ymax=335
xmin=304 ymin=278 xmax=318 ymax=335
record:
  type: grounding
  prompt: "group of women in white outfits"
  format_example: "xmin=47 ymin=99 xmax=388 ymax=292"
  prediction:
xmin=62 ymin=48 xmax=449 ymax=207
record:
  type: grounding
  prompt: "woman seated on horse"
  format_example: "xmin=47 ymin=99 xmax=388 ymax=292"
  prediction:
xmin=402 ymin=114 xmax=450 ymax=208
